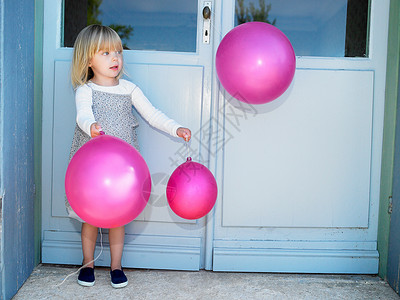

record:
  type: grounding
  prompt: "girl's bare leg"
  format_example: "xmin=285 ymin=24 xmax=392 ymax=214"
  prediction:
xmin=109 ymin=226 xmax=125 ymax=270
xmin=81 ymin=222 xmax=98 ymax=268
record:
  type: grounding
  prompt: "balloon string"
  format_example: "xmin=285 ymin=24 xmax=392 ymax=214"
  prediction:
xmin=54 ymin=227 xmax=104 ymax=288
xmin=185 ymin=141 xmax=190 ymax=159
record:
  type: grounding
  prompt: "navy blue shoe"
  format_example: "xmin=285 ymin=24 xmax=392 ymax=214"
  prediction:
xmin=110 ymin=268 xmax=128 ymax=288
xmin=77 ymin=267 xmax=95 ymax=287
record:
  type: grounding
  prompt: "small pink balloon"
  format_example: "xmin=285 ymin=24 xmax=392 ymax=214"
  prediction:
xmin=166 ymin=157 xmax=218 ymax=220
xmin=65 ymin=135 xmax=151 ymax=228
xmin=216 ymin=22 xmax=296 ymax=104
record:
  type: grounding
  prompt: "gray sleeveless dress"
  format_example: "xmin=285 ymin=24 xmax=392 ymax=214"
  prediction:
xmin=65 ymin=89 xmax=140 ymax=222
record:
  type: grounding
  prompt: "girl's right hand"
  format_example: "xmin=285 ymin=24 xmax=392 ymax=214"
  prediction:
xmin=90 ymin=122 xmax=103 ymax=138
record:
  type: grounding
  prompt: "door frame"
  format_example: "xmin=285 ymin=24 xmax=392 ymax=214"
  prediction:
xmin=34 ymin=0 xmax=44 ymax=268
xmin=37 ymin=0 xmax=395 ymax=275
xmin=387 ymin=54 xmax=400 ymax=292
xmin=378 ymin=0 xmax=400 ymax=281
xmin=386 ymin=0 xmax=400 ymax=290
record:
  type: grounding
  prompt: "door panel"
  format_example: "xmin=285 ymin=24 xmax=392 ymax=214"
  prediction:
xmin=126 ymin=63 xmax=204 ymax=223
xmin=51 ymin=61 xmax=76 ymax=217
xmin=222 ymin=69 xmax=373 ymax=228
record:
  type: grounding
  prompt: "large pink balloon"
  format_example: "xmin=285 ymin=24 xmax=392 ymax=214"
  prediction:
xmin=65 ymin=135 xmax=151 ymax=228
xmin=166 ymin=157 xmax=217 ymax=220
xmin=216 ymin=22 xmax=296 ymax=104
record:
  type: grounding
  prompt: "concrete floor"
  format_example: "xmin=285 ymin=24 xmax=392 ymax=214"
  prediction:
xmin=13 ymin=264 xmax=399 ymax=300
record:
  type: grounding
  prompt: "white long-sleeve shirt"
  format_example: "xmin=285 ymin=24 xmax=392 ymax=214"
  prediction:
xmin=75 ymin=79 xmax=181 ymax=137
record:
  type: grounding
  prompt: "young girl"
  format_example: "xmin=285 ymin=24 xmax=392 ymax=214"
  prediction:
xmin=66 ymin=24 xmax=191 ymax=288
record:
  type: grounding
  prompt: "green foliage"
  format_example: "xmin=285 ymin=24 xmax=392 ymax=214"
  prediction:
xmin=87 ymin=0 xmax=134 ymax=49
xmin=236 ymin=0 xmax=276 ymax=25
xmin=87 ymin=0 xmax=102 ymax=25
xmin=109 ymin=24 xmax=134 ymax=49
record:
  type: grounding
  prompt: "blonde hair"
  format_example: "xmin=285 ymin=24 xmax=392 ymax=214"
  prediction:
xmin=71 ymin=25 xmax=124 ymax=88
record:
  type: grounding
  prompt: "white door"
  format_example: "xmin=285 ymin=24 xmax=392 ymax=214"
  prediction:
xmin=211 ymin=0 xmax=389 ymax=273
xmin=41 ymin=0 xmax=216 ymax=270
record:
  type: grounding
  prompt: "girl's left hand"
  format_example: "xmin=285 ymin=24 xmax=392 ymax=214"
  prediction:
xmin=177 ymin=127 xmax=191 ymax=142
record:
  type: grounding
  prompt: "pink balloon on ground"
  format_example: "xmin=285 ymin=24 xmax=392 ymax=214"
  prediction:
xmin=65 ymin=135 xmax=151 ymax=228
xmin=216 ymin=22 xmax=296 ymax=104
xmin=166 ymin=157 xmax=218 ymax=220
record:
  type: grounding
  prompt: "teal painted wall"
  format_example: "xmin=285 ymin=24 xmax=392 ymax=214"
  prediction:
xmin=378 ymin=0 xmax=400 ymax=279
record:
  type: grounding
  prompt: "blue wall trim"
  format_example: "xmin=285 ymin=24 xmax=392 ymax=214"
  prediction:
xmin=1 ymin=0 xmax=36 ymax=298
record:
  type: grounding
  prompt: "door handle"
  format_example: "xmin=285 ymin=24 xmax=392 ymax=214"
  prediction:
xmin=203 ymin=2 xmax=212 ymax=44
xmin=203 ymin=5 xmax=211 ymax=19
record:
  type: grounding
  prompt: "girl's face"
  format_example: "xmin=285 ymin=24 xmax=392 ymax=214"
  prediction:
xmin=88 ymin=48 xmax=123 ymax=86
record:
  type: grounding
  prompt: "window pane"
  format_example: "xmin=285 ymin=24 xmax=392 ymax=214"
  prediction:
xmin=235 ymin=0 xmax=369 ymax=57
xmin=64 ymin=0 xmax=198 ymax=52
